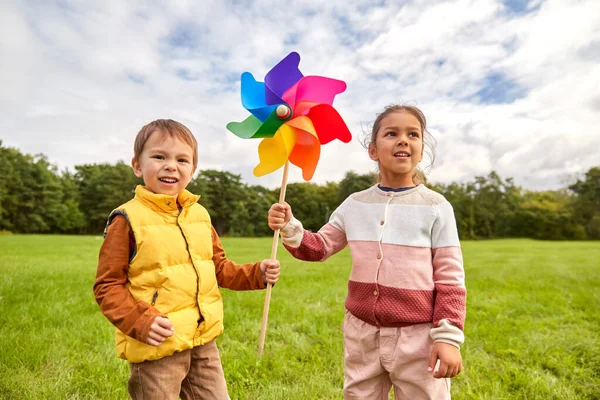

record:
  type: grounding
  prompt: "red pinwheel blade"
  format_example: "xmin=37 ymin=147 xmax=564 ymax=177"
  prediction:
xmin=306 ymin=104 xmax=352 ymax=145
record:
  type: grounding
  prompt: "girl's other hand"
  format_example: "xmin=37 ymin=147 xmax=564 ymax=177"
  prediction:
xmin=428 ymin=342 xmax=463 ymax=379
xmin=268 ymin=202 xmax=292 ymax=231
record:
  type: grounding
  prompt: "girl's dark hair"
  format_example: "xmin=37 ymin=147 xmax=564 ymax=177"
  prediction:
xmin=363 ymin=104 xmax=436 ymax=184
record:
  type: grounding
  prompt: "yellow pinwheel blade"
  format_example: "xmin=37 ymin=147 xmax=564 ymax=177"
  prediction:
xmin=253 ymin=123 xmax=297 ymax=177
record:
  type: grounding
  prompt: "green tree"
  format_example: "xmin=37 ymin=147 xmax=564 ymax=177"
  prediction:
xmin=194 ymin=170 xmax=245 ymax=236
xmin=569 ymin=167 xmax=600 ymax=239
xmin=338 ymin=171 xmax=377 ymax=203
xmin=74 ymin=162 xmax=142 ymax=234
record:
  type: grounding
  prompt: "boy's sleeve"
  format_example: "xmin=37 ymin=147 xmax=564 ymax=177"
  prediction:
xmin=429 ymin=200 xmax=467 ymax=348
xmin=93 ymin=215 xmax=163 ymax=344
xmin=211 ymin=226 xmax=266 ymax=290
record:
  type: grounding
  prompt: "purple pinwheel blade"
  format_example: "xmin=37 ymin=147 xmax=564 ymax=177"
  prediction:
xmin=264 ymin=52 xmax=304 ymax=105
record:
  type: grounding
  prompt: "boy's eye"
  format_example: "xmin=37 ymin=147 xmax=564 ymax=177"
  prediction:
xmin=152 ymin=155 xmax=164 ymax=159
xmin=178 ymin=159 xmax=189 ymax=163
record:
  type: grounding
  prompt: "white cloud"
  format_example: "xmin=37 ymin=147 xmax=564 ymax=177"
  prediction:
xmin=0 ymin=0 xmax=599 ymax=191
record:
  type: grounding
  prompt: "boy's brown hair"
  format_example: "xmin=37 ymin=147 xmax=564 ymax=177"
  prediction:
xmin=133 ymin=119 xmax=198 ymax=168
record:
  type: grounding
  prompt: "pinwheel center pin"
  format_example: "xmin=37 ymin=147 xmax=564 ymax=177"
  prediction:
xmin=275 ymin=104 xmax=291 ymax=120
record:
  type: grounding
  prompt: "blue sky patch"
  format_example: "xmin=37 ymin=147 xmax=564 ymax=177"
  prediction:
xmin=501 ymin=0 xmax=542 ymax=15
xmin=167 ymin=25 xmax=203 ymax=49
xmin=127 ymin=73 xmax=145 ymax=84
xmin=468 ymin=72 xmax=527 ymax=104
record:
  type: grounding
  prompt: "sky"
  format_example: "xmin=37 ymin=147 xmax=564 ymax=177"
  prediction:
xmin=1 ymin=0 xmax=599 ymax=190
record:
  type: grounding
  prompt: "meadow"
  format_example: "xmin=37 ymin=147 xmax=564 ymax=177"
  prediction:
xmin=0 ymin=235 xmax=599 ymax=399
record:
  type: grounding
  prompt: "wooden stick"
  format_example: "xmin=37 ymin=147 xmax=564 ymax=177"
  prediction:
xmin=258 ymin=161 xmax=290 ymax=357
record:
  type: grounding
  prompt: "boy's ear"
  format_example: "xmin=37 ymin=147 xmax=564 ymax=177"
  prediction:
xmin=131 ymin=157 xmax=143 ymax=178
xmin=368 ymin=144 xmax=378 ymax=161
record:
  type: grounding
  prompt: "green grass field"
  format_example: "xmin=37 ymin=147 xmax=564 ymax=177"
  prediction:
xmin=0 ymin=236 xmax=599 ymax=399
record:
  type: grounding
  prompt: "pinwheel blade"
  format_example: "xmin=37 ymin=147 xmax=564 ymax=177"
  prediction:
xmin=306 ymin=104 xmax=352 ymax=144
xmin=286 ymin=116 xmax=321 ymax=181
xmin=227 ymin=111 xmax=287 ymax=139
xmin=282 ymin=76 xmax=347 ymax=113
xmin=241 ymin=72 xmax=278 ymax=122
xmin=264 ymin=52 xmax=304 ymax=106
xmin=254 ymin=124 xmax=297 ymax=177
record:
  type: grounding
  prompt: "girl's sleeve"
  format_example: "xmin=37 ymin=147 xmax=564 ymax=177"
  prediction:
xmin=279 ymin=198 xmax=350 ymax=262
xmin=93 ymin=215 xmax=163 ymax=344
xmin=429 ymin=200 xmax=467 ymax=348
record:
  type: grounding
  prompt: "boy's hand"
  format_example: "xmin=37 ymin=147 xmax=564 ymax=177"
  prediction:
xmin=268 ymin=202 xmax=292 ymax=231
xmin=146 ymin=316 xmax=174 ymax=346
xmin=260 ymin=259 xmax=281 ymax=285
xmin=428 ymin=342 xmax=463 ymax=379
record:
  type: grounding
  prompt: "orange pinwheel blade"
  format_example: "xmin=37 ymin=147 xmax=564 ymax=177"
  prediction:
xmin=286 ymin=116 xmax=321 ymax=181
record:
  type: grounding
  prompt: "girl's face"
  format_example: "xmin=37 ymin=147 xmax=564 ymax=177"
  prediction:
xmin=368 ymin=111 xmax=424 ymax=188
xmin=131 ymin=131 xmax=196 ymax=200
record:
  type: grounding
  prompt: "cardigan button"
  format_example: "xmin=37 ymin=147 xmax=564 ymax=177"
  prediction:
xmin=376 ymin=253 xmax=382 ymax=259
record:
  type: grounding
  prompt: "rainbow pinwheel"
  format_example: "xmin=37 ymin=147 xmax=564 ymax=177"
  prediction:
xmin=226 ymin=52 xmax=352 ymax=181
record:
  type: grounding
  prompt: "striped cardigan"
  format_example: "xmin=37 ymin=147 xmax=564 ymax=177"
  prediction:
xmin=280 ymin=184 xmax=466 ymax=347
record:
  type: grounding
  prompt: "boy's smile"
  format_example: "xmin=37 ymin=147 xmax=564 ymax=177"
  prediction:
xmin=131 ymin=131 xmax=196 ymax=199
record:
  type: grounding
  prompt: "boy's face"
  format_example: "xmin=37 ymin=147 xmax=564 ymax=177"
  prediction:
xmin=131 ymin=131 xmax=196 ymax=199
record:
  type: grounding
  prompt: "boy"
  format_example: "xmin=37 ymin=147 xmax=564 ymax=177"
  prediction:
xmin=94 ymin=119 xmax=280 ymax=400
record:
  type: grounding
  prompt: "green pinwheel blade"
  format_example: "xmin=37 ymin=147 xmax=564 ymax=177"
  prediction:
xmin=226 ymin=111 xmax=287 ymax=139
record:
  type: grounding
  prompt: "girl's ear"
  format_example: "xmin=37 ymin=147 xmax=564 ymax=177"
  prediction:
xmin=368 ymin=143 xmax=378 ymax=161
xmin=131 ymin=157 xmax=143 ymax=178
xmin=419 ymin=143 xmax=425 ymax=163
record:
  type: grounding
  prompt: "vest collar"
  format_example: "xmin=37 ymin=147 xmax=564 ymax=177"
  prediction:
xmin=134 ymin=185 xmax=201 ymax=213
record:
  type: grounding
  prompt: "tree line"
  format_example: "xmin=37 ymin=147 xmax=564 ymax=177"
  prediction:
xmin=0 ymin=141 xmax=598 ymax=240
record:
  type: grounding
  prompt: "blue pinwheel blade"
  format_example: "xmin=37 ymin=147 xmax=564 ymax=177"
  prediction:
xmin=241 ymin=72 xmax=278 ymax=122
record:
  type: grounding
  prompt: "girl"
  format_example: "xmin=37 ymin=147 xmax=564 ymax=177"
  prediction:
xmin=268 ymin=105 xmax=465 ymax=399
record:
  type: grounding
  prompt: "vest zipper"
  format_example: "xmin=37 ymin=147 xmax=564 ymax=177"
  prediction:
xmin=151 ymin=290 xmax=159 ymax=306
xmin=176 ymin=213 xmax=204 ymax=325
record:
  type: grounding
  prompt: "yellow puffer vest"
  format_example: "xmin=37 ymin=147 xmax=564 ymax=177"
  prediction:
xmin=111 ymin=185 xmax=223 ymax=363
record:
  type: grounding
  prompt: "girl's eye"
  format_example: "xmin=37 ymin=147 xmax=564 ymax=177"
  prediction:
xmin=384 ymin=131 xmax=395 ymax=137
xmin=409 ymin=132 xmax=420 ymax=138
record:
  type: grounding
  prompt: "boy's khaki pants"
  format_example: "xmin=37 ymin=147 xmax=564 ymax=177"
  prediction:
xmin=128 ymin=340 xmax=229 ymax=400
xmin=343 ymin=311 xmax=452 ymax=400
